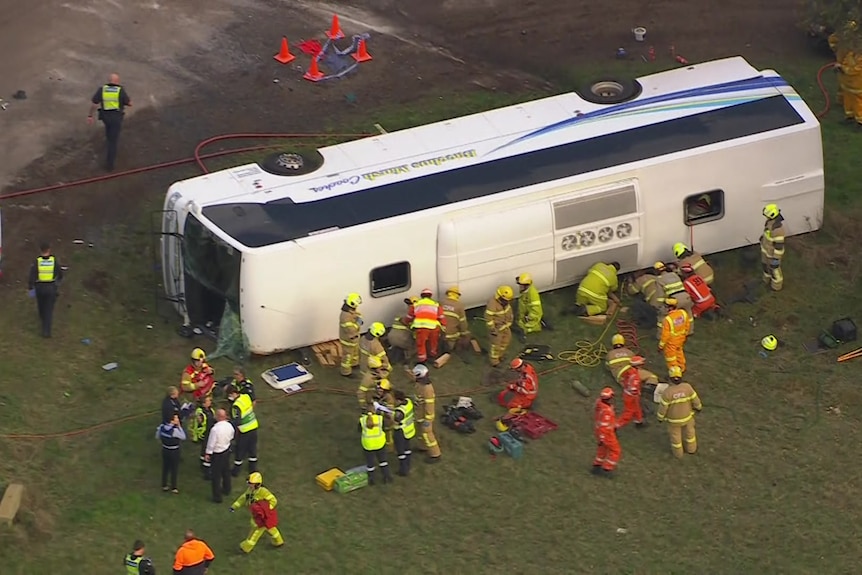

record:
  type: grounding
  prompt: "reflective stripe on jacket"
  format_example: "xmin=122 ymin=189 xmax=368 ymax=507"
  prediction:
xmin=760 ymin=218 xmax=786 ymax=259
xmin=577 ymin=263 xmax=618 ymax=301
xmin=36 ymin=256 xmax=56 ymax=282
xmin=657 ymin=382 xmax=702 ymax=424
xmin=657 ymin=271 xmax=685 ymax=297
xmin=233 ymin=394 xmax=259 ymax=433
xmin=594 ymin=400 xmax=616 ymax=440
xmin=360 ymin=413 xmax=386 ymax=450
xmin=661 ymin=309 xmax=691 ymax=345
xmin=684 ymin=276 xmax=714 ymax=306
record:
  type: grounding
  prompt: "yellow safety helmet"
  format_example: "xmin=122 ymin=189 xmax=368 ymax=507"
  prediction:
xmin=345 ymin=293 xmax=362 ymax=308
xmin=377 ymin=379 xmax=392 ymax=391
xmin=654 ymin=261 xmax=666 ymax=271
xmin=370 ymin=322 xmax=386 ymax=337
xmin=673 ymin=243 xmax=688 ymax=258
xmin=668 ymin=366 xmax=683 ymax=379
xmin=761 ymin=334 xmax=778 ymax=351
xmin=496 ymin=285 xmax=514 ymax=301
xmin=248 ymin=472 xmax=263 ymax=485
xmin=446 ymin=285 xmax=461 ymax=297
xmin=367 ymin=355 xmax=383 ymax=369
xmin=515 ymin=273 xmax=533 ymax=286
xmin=762 ymin=203 xmax=780 ymax=219
xmin=665 ymin=297 xmax=678 ymax=307
xmin=191 ymin=348 xmax=206 ymax=361
xmin=611 ymin=334 xmax=625 ymax=347
xmin=495 ymin=419 xmax=509 ymax=432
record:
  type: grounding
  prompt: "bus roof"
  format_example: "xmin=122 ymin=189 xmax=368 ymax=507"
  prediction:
xmin=174 ymin=57 xmax=815 ymax=248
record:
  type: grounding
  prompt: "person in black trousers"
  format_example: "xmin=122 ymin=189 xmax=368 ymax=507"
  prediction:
xmin=156 ymin=413 xmax=186 ymax=494
xmin=87 ymin=73 xmax=132 ymax=171
xmin=205 ymin=408 xmax=235 ymax=503
xmin=27 ymin=242 xmax=64 ymax=338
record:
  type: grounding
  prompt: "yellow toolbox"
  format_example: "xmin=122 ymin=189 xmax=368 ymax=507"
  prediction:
xmin=316 ymin=468 xmax=345 ymax=491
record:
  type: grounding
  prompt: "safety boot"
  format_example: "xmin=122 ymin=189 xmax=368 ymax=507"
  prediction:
xmin=381 ymin=463 xmax=393 ymax=484
xmin=268 ymin=528 xmax=284 ymax=547
xmin=635 ymin=421 xmax=648 ymax=428
xmin=367 ymin=469 xmax=376 ymax=486
xmin=590 ymin=464 xmax=603 ymax=475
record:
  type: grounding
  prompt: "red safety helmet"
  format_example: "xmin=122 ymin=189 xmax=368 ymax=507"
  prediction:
xmin=510 ymin=358 xmax=524 ymax=370
xmin=600 ymin=387 xmax=615 ymax=400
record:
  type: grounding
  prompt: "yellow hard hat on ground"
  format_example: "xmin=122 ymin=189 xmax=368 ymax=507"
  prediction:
xmin=611 ymin=334 xmax=625 ymax=347
xmin=495 ymin=419 xmax=509 ymax=432
xmin=762 ymin=204 xmax=780 ymax=219
xmin=673 ymin=243 xmax=688 ymax=258
xmin=668 ymin=366 xmax=683 ymax=379
xmin=370 ymin=322 xmax=386 ymax=337
xmin=377 ymin=379 xmax=392 ymax=391
xmin=516 ymin=273 xmax=533 ymax=286
xmin=345 ymin=293 xmax=362 ymax=308
xmin=191 ymin=348 xmax=206 ymax=360
xmin=761 ymin=334 xmax=778 ymax=351
xmin=367 ymin=356 xmax=383 ymax=369
xmin=496 ymin=285 xmax=514 ymax=300
xmin=248 ymin=472 xmax=263 ymax=485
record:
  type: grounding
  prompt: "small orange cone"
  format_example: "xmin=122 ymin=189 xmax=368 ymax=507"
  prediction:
xmin=352 ymin=38 xmax=372 ymax=63
xmin=274 ymin=37 xmax=295 ymax=64
xmin=303 ymin=56 xmax=325 ymax=82
xmin=326 ymin=14 xmax=344 ymax=40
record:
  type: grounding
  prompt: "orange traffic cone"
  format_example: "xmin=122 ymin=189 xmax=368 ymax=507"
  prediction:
xmin=326 ymin=14 xmax=344 ymax=40
xmin=274 ymin=37 xmax=295 ymax=64
xmin=352 ymin=38 xmax=372 ymax=63
xmin=303 ymin=56 xmax=325 ymax=82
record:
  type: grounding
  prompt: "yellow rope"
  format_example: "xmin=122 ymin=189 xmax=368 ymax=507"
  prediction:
xmin=556 ymin=308 xmax=620 ymax=368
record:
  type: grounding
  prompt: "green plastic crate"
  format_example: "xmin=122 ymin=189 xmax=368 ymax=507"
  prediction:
xmin=498 ymin=431 xmax=524 ymax=459
xmin=334 ymin=470 xmax=368 ymax=493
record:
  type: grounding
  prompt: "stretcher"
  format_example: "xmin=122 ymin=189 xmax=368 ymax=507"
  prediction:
xmin=261 ymin=363 xmax=314 ymax=393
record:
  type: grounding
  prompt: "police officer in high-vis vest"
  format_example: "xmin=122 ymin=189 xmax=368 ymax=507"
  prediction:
xmin=123 ymin=539 xmax=156 ymax=575
xmin=28 ymin=242 xmax=64 ymax=338
xmin=87 ymin=73 xmax=131 ymax=171
xmin=359 ymin=410 xmax=392 ymax=485
xmin=392 ymin=389 xmax=416 ymax=476
xmin=190 ymin=395 xmax=216 ymax=480
xmin=228 ymin=384 xmax=260 ymax=477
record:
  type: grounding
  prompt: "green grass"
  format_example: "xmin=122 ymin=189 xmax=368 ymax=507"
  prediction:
xmin=2 ymin=54 xmax=862 ymax=574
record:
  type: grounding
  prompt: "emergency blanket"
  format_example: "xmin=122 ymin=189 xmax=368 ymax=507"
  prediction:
xmin=250 ymin=500 xmax=279 ymax=529
xmin=306 ymin=33 xmax=372 ymax=82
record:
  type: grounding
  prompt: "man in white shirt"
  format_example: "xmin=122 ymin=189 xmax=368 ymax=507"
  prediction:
xmin=206 ymin=408 xmax=235 ymax=503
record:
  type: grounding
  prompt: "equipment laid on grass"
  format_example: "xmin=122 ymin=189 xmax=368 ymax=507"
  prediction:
xmin=441 ymin=398 xmax=483 ymax=434
xmin=315 ymin=468 xmax=345 ymax=491
xmin=488 ymin=436 xmax=505 ymax=455
xmin=161 ymin=57 xmax=824 ymax=355
xmin=496 ymin=431 xmax=524 ymax=459
xmin=334 ymin=467 xmax=369 ymax=494
xmin=311 ymin=340 xmax=342 ymax=366
xmin=260 ymin=363 xmax=313 ymax=392
xmin=572 ymin=380 xmax=590 ymax=397
xmin=519 ymin=344 xmax=554 ymax=361
xmin=803 ymin=317 xmax=858 ymax=355
xmin=273 ymin=37 xmax=296 ymax=64
xmin=503 ymin=411 xmax=559 ymax=440
xmin=0 ymin=483 xmax=24 ymax=527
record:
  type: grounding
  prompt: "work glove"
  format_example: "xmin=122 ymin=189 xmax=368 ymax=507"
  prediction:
xmin=770 ymin=259 xmax=780 ymax=269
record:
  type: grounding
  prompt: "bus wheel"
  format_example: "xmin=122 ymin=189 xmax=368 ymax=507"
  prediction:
xmin=578 ymin=78 xmax=642 ymax=105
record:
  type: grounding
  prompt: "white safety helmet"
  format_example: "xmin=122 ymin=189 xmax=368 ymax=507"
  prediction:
xmin=411 ymin=364 xmax=429 ymax=379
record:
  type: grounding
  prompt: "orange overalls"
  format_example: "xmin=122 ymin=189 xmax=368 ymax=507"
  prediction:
xmin=659 ymin=308 xmax=691 ymax=373
xmin=497 ymin=364 xmax=538 ymax=410
xmin=615 ymin=369 xmax=643 ymax=428
xmin=683 ymin=275 xmax=718 ymax=318
xmin=593 ymin=399 xmax=620 ymax=472
xmin=407 ymin=298 xmax=446 ymax=363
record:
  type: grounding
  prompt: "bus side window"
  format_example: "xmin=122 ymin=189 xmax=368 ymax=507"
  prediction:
xmin=684 ymin=190 xmax=724 ymax=226
xmin=370 ymin=261 xmax=411 ymax=297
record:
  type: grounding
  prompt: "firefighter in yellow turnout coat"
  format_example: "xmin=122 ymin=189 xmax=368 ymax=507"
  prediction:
xmin=411 ymin=364 xmax=441 ymax=462
xmin=485 ymin=286 xmax=514 ymax=367
xmin=657 ymin=367 xmax=703 ymax=458
xmin=339 ymin=293 xmax=363 ymax=376
xmin=760 ymin=203 xmax=785 ymax=292
xmin=230 ymin=472 xmax=284 ymax=553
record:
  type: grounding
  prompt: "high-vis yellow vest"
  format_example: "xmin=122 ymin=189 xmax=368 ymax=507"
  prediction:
xmin=124 ymin=554 xmax=143 ymax=575
xmin=36 ymin=256 xmax=56 ymax=282
xmin=234 ymin=394 xmax=259 ymax=433
xmin=395 ymin=399 xmax=416 ymax=439
xmin=101 ymin=85 xmax=121 ymax=111
xmin=360 ymin=413 xmax=386 ymax=451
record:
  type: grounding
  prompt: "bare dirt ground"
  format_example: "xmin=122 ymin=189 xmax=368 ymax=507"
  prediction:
xmin=0 ymin=0 xmax=814 ymax=279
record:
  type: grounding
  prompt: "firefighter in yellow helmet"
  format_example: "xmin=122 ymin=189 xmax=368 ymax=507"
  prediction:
xmin=514 ymin=272 xmax=548 ymax=343
xmin=230 ymin=472 xmax=284 ymax=553
xmin=339 ymin=293 xmax=363 ymax=377
xmin=659 ymin=298 xmax=691 ymax=374
xmin=657 ymin=367 xmax=702 ymax=458
xmin=358 ymin=355 xmax=387 ymax=412
xmin=830 ymin=25 xmax=862 ymax=127
xmin=654 ymin=262 xmax=694 ymax=336
xmin=673 ymin=242 xmax=714 ymax=286
xmin=411 ymin=364 xmax=441 ymax=462
xmin=485 ymin=286 xmax=514 ymax=367
xmin=441 ymin=286 xmax=472 ymax=353
xmin=574 ymin=262 xmax=621 ymax=316
xmin=760 ymin=204 xmax=785 ymax=291
xmin=605 ymin=333 xmax=658 ymax=389
xmin=387 ymin=297 xmax=417 ymax=364
xmin=360 ymin=322 xmax=391 ymax=377
xmin=181 ymin=348 xmax=216 ymax=401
